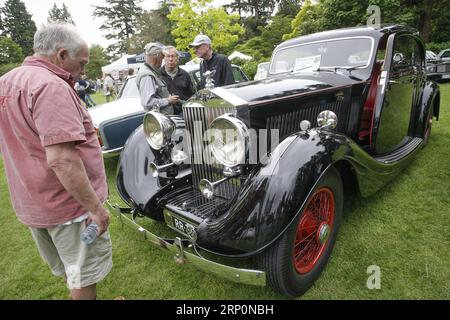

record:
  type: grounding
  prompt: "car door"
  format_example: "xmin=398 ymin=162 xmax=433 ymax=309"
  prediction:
xmin=372 ymin=33 xmax=420 ymax=155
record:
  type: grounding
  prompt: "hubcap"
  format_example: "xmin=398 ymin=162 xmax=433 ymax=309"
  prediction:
xmin=317 ymin=223 xmax=330 ymax=244
xmin=293 ymin=188 xmax=335 ymax=274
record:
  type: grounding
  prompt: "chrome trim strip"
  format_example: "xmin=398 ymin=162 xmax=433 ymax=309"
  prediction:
xmin=102 ymin=147 xmax=123 ymax=158
xmin=107 ymin=201 xmax=266 ymax=286
xmin=211 ymin=87 xmax=248 ymax=107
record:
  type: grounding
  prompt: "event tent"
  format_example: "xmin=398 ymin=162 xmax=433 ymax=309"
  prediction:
xmin=101 ymin=54 xmax=135 ymax=74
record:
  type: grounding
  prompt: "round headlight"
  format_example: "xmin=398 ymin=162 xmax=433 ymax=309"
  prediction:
xmin=209 ymin=114 xmax=249 ymax=167
xmin=143 ymin=111 xmax=175 ymax=150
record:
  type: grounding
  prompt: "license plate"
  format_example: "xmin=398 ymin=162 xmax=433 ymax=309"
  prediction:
xmin=442 ymin=74 xmax=450 ymax=79
xmin=172 ymin=216 xmax=196 ymax=238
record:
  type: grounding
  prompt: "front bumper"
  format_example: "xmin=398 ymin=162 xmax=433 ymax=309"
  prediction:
xmin=106 ymin=201 xmax=266 ymax=287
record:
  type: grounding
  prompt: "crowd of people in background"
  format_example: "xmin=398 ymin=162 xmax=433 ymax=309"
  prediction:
xmin=75 ymin=33 xmax=234 ymax=113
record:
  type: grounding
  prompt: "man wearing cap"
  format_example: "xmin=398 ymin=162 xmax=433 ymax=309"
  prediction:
xmin=160 ymin=46 xmax=196 ymax=115
xmin=189 ymin=34 xmax=235 ymax=90
xmin=136 ymin=42 xmax=179 ymax=114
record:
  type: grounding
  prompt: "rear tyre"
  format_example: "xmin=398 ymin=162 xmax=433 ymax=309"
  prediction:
xmin=261 ymin=168 xmax=343 ymax=298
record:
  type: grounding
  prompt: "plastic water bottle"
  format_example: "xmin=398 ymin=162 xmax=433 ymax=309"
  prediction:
xmin=80 ymin=222 xmax=99 ymax=245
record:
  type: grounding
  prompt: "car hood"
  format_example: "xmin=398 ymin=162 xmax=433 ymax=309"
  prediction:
xmin=216 ymin=72 xmax=362 ymax=105
xmin=88 ymin=97 xmax=143 ymax=127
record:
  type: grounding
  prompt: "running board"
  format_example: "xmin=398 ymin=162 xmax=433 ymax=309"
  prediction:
xmin=375 ymin=137 xmax=423 ymax=164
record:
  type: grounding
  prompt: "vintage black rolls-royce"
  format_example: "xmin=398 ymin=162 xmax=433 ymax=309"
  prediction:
xmin=108 ymin=25 xmax=440 ymax=298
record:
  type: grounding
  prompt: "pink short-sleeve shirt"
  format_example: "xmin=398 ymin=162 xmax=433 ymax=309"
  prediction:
xmin=0 ymin=57 xmax=108 ymax=228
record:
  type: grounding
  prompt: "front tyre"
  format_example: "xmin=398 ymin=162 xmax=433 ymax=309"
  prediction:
xmin=261 ymin=168 xmax=343 ymax=298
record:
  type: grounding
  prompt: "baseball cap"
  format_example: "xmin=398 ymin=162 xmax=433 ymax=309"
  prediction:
xmin=144 ymin=42 xmax=164 ymax=56
xmin=189 ymin=34 xmax=211 ymax=47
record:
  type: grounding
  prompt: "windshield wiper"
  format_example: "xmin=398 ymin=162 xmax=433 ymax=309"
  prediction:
xmin=316 ymin=64 xmax=367 ymax=74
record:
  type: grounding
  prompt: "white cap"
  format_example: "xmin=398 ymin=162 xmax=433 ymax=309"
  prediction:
xmin=189 ymin=34 xmax=211 ymax=47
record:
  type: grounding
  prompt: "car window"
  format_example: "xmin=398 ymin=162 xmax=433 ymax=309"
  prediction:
xmin=441 ymin=50 xmax=450 ymax=58
xmin=271 ymin=37 xmax=373 ymax=76
xmin=118 ymin=77 xmax=140 ymax=99
xmin=391 ymin=35 xmax=424 ymax=72
xmin=232 ymin=66 xmax=247 ymax=82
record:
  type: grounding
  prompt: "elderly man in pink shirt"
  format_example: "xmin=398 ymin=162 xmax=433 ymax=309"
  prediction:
xmin=0 ymin=24 xmax=112 ymax=300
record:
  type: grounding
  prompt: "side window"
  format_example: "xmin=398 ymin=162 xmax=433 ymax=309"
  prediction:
xmin=232 ymin=67 xmax=245 ymax=83
xmin=391 ymin=35 xmax=413 ymax=73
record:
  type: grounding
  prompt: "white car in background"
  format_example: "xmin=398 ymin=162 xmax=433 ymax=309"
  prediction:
xmin=88 ymin=64 xmax=249 ymax=157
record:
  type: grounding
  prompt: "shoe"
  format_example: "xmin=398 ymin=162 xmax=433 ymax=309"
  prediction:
xmin=114 ymin=296 xmax=125 ymax=300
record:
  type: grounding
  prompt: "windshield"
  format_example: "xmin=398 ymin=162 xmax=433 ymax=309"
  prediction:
xmin=118 ymin=77 xmax=140 ymax=99
xmin=426 ymin=50 xmax=437 ymax=60
xmin=270 ymin=37 xmax=374 ymax=78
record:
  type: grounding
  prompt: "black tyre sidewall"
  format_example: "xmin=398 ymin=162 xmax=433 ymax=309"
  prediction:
xmin=265 ymin=167 xmax=344 ymax=297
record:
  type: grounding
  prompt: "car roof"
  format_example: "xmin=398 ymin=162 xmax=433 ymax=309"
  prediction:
xmin=275 ymin=25 xmax=414 ymax=52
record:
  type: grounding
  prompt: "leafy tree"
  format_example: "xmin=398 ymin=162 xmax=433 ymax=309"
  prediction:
xmin=168 ymin=0 xmax=244 ymax=55
xmin=283 ymin=0 xmax=324 ymax=40
xmin=0 ymin=36 xmax=23 ymax=64
xmin=47 ymin=2 xmax=75 ymax=24
xmin=0 ymin=0 xmax=37 ymax=56
xmin=238 ymin=15 xmax=294 ymax=59
xmin=276 ymin=0 xmax=303 ymax=17
xmin=85 ymin=44 xmax=109 ymax=80
xmin=129 ymin=8 xmax=175 ymax=54
xmin=92 ymin=0 xmax=143 ymax=57
xmin=226 ymin=0 xmax=277 ymax=37
xmin=430 ymin=0 xmax=450 ymax=43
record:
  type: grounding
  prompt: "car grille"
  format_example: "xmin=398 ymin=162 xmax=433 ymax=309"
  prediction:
xmin=437 ymin=64 xmax=450 ymax=73
xmin=266 ymin=100 xmax=347 ymax=138
xmin=183 ymin=103 xmax=240 ymax=200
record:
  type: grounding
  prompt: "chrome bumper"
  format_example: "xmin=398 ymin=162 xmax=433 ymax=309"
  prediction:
xmin=106 ymin=201 xmax=266 ymax=287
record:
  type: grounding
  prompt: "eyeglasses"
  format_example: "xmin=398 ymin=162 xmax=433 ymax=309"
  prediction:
xmin=164 ymin=54 xmax=178 ymax=59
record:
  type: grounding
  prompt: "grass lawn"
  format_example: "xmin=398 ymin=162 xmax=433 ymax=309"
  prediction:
xmin=0 ymin=84 xmax=449 ymax=300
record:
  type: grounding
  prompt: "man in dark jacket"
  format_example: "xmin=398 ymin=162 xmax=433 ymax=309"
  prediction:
xmin=160 ymin=46 xmax=195 ymax=115
xmin=189 ymin=34 xmax=235 ymax=90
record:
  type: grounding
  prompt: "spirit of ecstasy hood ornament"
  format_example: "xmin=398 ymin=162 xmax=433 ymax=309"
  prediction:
xmin=204 ymin=70 xmax=216 ymax=90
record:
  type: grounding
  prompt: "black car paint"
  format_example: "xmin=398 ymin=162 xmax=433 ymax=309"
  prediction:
xmin=116 ymin=25 xmax=440 ymax=257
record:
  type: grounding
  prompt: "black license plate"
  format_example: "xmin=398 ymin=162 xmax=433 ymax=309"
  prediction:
xmin=172 ymin=216 xmax=196 ymax=238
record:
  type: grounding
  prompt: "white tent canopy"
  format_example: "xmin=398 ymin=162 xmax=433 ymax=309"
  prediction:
xmin=101 ymin=54 xmax=135 ymax=74
xmin=228 ymin=51 xmax=252 ymax=61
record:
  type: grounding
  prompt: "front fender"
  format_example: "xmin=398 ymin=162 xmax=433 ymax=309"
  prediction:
xmin=116 ymin=117 xmax=190 ymax=219
xmin=196 ymin=129 xmax=352 ymax=255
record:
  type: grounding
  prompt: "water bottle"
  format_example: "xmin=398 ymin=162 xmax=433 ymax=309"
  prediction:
xmin=80 ymin=222 xmax=99 ymax=245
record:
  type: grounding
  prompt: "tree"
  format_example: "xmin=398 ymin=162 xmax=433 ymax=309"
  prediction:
xmin=239 ymin=15 xmax=294 ymax=60
xmin=129 ymin=7 xmax=175 ymax=54
xmin=85 ymin=44 xmax=109 ymax=80
xmin=430 ymin=0 xmax=450 ymax=43
xmin=283 ymin=0 xmax=324 ymax=40
xmin=0 ymin=0 xmax=37 ymax=56
xmin=276 ymin=0 xmax=303 ymax=17
xmin=47 ymin=2 xmax=75 ymax=24
xmin=168 ymin=0 xmax=244 ymax=54
xmin=92 ymin=0 xmax=143 ymax=58
xmin=226 ymin=0 xmax=277 ymax=36
xmin=0 ymin=36 xmax=23 ymax=64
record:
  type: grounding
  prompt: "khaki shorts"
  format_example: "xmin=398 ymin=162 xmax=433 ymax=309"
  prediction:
xmin=30 ymin=221 xmax=113 ymax=289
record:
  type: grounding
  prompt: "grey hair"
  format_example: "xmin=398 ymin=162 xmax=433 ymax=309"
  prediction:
xmin=33 ymin=23 xmax=87 ymax=58
xmin=163 ymin=45 xmax=179 ymax=57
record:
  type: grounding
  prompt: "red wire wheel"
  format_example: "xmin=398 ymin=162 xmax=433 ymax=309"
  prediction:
xmin=293 ymin=187 xmax=335 ymax=274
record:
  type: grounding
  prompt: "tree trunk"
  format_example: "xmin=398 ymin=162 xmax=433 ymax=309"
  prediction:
xmin=419 ymin=0 xmax=433 ymax=42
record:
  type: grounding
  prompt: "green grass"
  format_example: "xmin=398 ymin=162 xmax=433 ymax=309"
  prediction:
xmin=1 ymin=84 xmax=449 ymax=300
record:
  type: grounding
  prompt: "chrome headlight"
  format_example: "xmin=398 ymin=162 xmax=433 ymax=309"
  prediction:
xmin=209 ymin=114 xmax=249 ymax=167
xmin=143 ymin=111 xmax=175 ymax=150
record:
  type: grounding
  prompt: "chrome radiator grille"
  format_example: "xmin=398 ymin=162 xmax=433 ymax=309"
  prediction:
xmin=183 ymin=103 xmax=240 ymax=200
xmin=266 ymin=100 xmax=346 ymax=138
